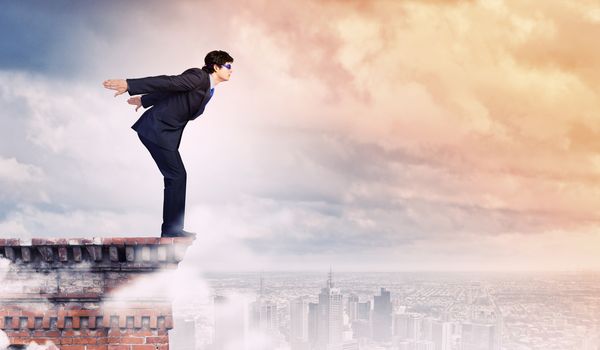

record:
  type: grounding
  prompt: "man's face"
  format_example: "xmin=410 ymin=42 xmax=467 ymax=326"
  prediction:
xmin=214 ymin=62 xmax=233 ymax=81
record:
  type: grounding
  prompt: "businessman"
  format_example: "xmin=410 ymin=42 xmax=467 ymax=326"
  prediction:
xmin=103 ymin=50 xmax=234 ymax=238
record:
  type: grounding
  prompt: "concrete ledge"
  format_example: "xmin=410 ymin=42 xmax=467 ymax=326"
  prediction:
xmin=0 ymin=237 xmax=194 ymax=270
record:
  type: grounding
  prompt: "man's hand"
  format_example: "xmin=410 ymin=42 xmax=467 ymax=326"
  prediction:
xmin=102 ymin=79 xmax=128 ymax=97
xmin=128 ymin=96 xmax=143 ymax=112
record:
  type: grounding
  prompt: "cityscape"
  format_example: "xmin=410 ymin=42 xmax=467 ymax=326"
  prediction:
xmin=169 ymin=271 xmax=600 ymax=350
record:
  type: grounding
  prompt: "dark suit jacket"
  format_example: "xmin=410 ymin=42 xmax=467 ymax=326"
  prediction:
xmin=126 ymin=68 xmax=212 ymax=151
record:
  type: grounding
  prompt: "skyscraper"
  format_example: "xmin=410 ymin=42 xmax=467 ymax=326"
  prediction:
xmin=407 ymin=314 xmax=423 ymax=341
xmin=308 ymin=302 xmax=319 ymax=347
xmin=251 ymin=299 xmax=278 ymax=333
xmin=394 ymin=313 xmax=424 ymax=341
xmin=373 ymin=287 xmax=392 ymax=341
xmin=250 ymin=275 xmax=279 ymax=335
xmin=290 ymin=296 xmax=310 ymax=350
xmin=316 ymin=271 xmax=344 ymax=349
xmin=431 ymin=320 xmax=452 ymax=350
xmin=357 ymin=301 xmax=371 ymax=321
xmin=347 ymin=294 xmax=359 ymax=322
xmin=394 ymin=313 xmax=410 ymax=339
xmin=306 ymin=270 xmax=344 ymax=350
xmin=350 ymin=297 xmax=371 ymax=340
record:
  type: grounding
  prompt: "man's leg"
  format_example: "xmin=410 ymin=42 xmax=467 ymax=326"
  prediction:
xmin=138 ymin=135 xmax=187 ymax=236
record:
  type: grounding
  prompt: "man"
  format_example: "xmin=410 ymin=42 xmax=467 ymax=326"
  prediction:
xmin=103 ymin=50 xmax=234 ymax=238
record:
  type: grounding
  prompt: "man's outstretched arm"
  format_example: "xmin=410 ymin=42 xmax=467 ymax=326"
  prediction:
xmin=125 ymin=92 xmax=174 ymax=112
xmin=123 ymin=68 xmax=206 ymax=95
xmin=103 ymin=69 xmax=205 ymax=97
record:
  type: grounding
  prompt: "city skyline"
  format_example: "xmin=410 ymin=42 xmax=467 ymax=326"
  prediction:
xmin=1 ymin=0 xmax=599 ymax=272
xmin=172 ymin=270 xmax=600 ymax=350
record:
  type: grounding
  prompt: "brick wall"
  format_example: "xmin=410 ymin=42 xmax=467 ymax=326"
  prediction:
xmin=0 ymin=237 xmax=193 ymax=350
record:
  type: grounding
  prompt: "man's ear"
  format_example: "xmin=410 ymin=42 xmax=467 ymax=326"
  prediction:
xmin=213 ymin=64 xmax=220 ymax=72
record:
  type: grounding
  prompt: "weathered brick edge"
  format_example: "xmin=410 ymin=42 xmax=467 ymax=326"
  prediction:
xmin=0 ymin=237 xmax=194 ymax=268
xmin=0 ymin=305 xmax=173 ymax=330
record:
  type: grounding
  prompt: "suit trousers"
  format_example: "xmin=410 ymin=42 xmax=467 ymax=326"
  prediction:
xmin=138 ymin=134 xmax=187 ymax=234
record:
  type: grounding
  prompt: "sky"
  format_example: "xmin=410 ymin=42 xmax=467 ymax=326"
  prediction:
xmin=1 ymin=0 xmax=600 ymax=271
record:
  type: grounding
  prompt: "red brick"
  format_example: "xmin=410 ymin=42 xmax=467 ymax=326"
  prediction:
xmin=88 ymin=346 xmax=109 ymax=350
xmin=108 ymin=328 xmax=122 ymax=336
xmin=134 ymin=316 xmax=142 ymax=329
xmin=9 ymin=330 xmax=31 ymax=337
xmin=108 ymin=346 xmax=130 ymax=350
xmin=11 ymin=317 xmax=21 ymax=329
xmin=72 ymin=338 xmax=97 ymax=345
xmin=44 ymin=330 xmax=61 ymax=337
xmin=60 ymin=346 xmax=86 ymax=350
xmin=72 ymin=316 xmax=81 ymax=329
xmin=164 ymin=316 xmax=173 ymax=329
xmin=8 ymin=338 xmax=29 ymax=345
xmin=131 ymin=346 xmax=156 ymax=350
xmin=120 ymin=337 xmax=145 ymax=344
xmin=118 ymin=314 xmax=127 ymax=328
xmin=88 ymin=316 xmax=98 ymax=329
xmin=149 ymin=316 xmax=158 ymax=329
xmin=134 ymin=330 xmax=157 ymax=337
xmin=145 ymin=336 xmax=168 ymax=344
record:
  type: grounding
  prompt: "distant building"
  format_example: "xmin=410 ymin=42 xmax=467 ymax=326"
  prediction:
xmin=394 ymin=313 xmax=410 ymax=339
xmin=416 ymin=340 xmax=435 ymax=350
xmin=347 ymin=294 xmax=359 ymax=322
xmin=357 ymin=300 xmax=371 ymax=321
xmin=394 ymin=313 xmax=423 ymax=341
xmin=341 ymin=340 xmax=359 ymax=350
xmin=250 ymin=299 xmax=278 ymax=334
xmin=430 ymin=320 xmax=453 ymax=350
xmin=373 ymin=288 xmax=392 ymax=341
xmin=397 ymin=339 xmax=435 ymax=350
xmin=290 ymin=296 xmax=311 ymax=350
xmin=351 ymin=319 xmax=371 ymax=340
xmin=307 ymin=271 xmax=344 ymax=350
xmin=460 ymin=322 xmax=499 ymax=350
xmin=170 ymin=317 xmax=196 ymax=350
xmin=308 ymin=302 xmax=319 ymax=347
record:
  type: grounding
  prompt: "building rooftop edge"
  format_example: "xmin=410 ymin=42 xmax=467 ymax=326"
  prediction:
xmin=0 ymin=237 xmax=195 ymax=246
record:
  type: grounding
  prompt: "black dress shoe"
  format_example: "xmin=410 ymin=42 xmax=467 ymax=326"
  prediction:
xmin=161 ymin=230 xmax=196 ymax=238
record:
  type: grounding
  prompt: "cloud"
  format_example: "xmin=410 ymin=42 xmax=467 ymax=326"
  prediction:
xmin=0 ymin=258 xmax=58 ymax=350
xmin=1 ymin=0 xmax=600 ymax=270
xmin=0 ymin=329 xmax=7 ymax=350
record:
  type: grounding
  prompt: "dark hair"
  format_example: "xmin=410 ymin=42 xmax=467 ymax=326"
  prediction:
xmin=202 ymin=50 xmax=234 ymax=73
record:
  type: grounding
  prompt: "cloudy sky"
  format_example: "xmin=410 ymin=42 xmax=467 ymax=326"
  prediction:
xmin=1 ymin=0 xmax=599 ymax=271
